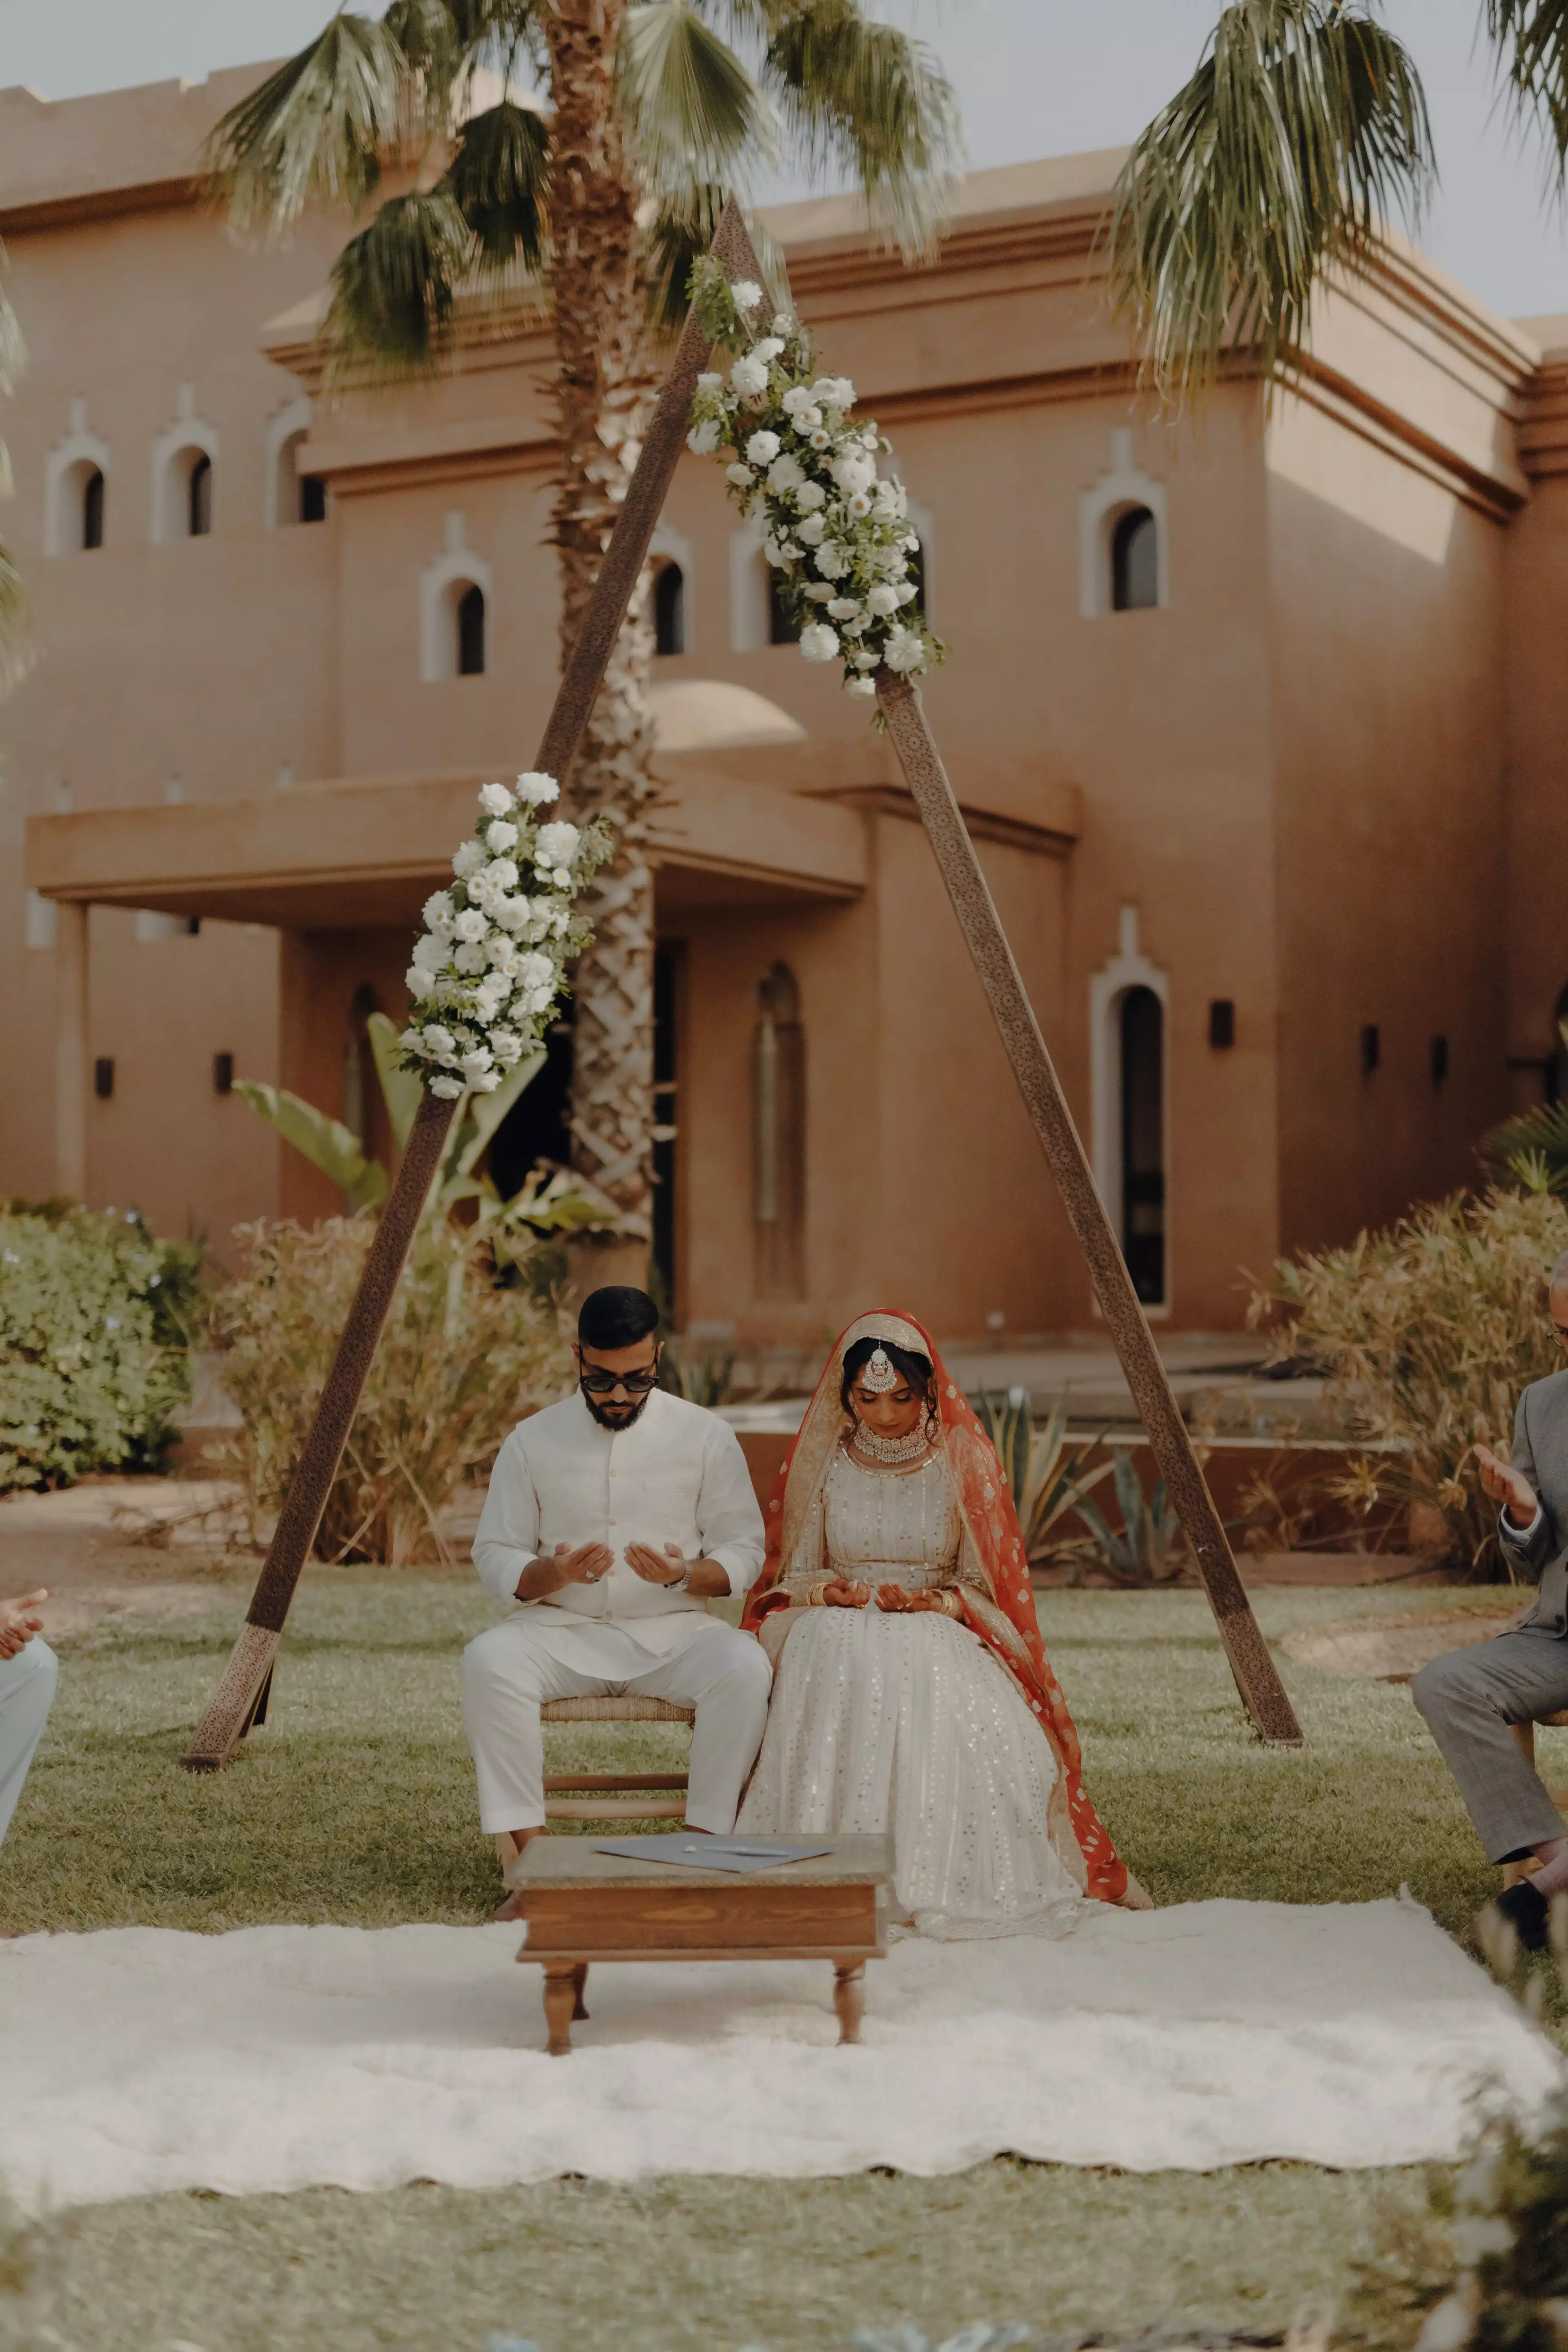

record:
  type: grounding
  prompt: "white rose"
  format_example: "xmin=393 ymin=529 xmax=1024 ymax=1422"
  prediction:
xmin=453 ymin=942 xmax=488 ymax=975
xmin=866 ymin=583 xmax=899 ymax=616
xmin=491 ymin=1029 xmax=523 ymax=1066
xmin=795 ymin=481 xmax=826 ymax=512
xmin=799 ymin=622 xmax=840 ymax=664
xmin=492 ymin=894 xmax=531 ymax=933
xmin=781 ymin=385 xmax=815 ymax=415
xmin=767 ymin=452 xmax=805 ymax=494
xmin=745 ymin=429 xmax=781 ymax=465
xmin=788 ymin=405 xmax=822 ymax=434
xmin=535 ymin=820 xmax=580 ymax=865
xmin=730 ymin=279 xmax=763 ymax=314
xmin=461 ymin=1043 xmax=494 ymax=1073
xmin=796 ymin=514 xmax=826 ymax=546
xmin=517 ymin=952 xmax=555 ymax=989
xmin=687 ymin=419 xmax=722 ymax=455
xmin=852 ymin=648 xmax=879 ymax=670
xmin=524 ymin=982 xmax=557 ymax=1013
xmin=452 ymin=839 xmax=486 ymax=880
xmin=882 ymin=625 xmax=925 ymax=674
xmin=515 ymin=771 xmax=559 ymax=805
xmin=486 ymin=935 xmax=522 ymax=976
xmin=846 ymin=674 xmax=878 ymax=699
xmin=812 ymin=375 xmax=855 ymax=409
xmin=730 ymin=356 xmax=768 ymax=399
xmin=831 ymin=451 xmax=876 ymax=499
xmin=803 ymin=583 xmax=835 ymax=603
xmin=826 ymin=597 xmax=862 ymax=620
xmin=422 ymin=1023 xmax=456 ymax=1059
xmin=453 ymin=909 xmax=488 ymax=943
xmin=483 ymin=820 xmax=519 ymax=853
xmin=726 ymin=463 xmax=754 ymax=488
xmin=411 ymin=934 xmax=444 ymax=971
xmin=405 ymin=964 xmax=437 ymax=997
xmin=479 ymin=781 xmax=515 ymax=817
xmin=430 ymin=1074 xmax=463 ymax=1099
xmin=895 ymin=581 xmax=919 ymax=605
xmin=753 ymin=336 xmax=785 ymax=362
xmin=771 ymin=311 xmax=795 ymax=335
xmin=488 ymin=856 xmax=521 ymax=893
xmin=813 ymin=542 xmax=849 ymax=581
xmin=471 ymin=1070 xmax=502 ymax=1093
xmin=422 ymin=889 xmax=455 ymax=931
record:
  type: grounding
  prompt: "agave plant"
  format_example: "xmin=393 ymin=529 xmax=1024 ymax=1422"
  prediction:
xmin=235 ymin=1009 xmax=622 ymax=1248
xmin=1071 ymin=1446 xmax=1188 ymax=1590
xmin=204 ymin=2 xmax=960 ymax=1276
xmin=973 ymin=1388 xmax=1113 ymax=1567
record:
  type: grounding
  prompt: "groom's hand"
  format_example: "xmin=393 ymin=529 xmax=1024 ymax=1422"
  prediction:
xmin=1475 ymin=1444 xmax=1540 ymax=1530
xmin=0 ymin=1588 xmax=47 ymax=1658
xmin=517 ymin=1542 xmax=613 ymax=1601
xmin=625 ymin=1542 xmax=732 ymax=1599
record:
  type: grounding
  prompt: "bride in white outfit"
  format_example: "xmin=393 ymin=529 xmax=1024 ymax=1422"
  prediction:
xmin=737 ymin=1310 xmax=1144 ymax=1936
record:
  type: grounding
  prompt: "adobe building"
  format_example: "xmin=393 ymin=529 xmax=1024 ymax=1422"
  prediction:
xmin=4 ymin=68 xmax=1567 ymax=1343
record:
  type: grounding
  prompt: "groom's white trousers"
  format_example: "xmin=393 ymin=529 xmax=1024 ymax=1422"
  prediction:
xmin=461 ymin=1614 xmax=772 ymax=1835
xmin=0 ymin=1638 xmax=57 ymax=1847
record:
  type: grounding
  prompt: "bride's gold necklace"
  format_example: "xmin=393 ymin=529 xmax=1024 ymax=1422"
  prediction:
xmin=850 ymin=1423 xmax=935 ymax=1466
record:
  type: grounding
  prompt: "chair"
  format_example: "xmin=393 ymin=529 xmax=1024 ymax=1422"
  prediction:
xmin=541 ymin=1693 xmax=693 ymax=1821
xmin=1502 ymin=1711 xmax=1568 ymax=1889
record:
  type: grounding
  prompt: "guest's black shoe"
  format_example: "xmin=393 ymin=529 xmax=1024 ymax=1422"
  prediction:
xmin=1494 ymin=1879 xmax=1550 ymax=1953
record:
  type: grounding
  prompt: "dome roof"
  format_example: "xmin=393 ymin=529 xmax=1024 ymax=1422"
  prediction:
xmin=647 ymin=678 xmax=807 ymax=752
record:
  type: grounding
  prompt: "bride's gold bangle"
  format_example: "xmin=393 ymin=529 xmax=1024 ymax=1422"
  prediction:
xmin=939 ymin=1588 xmax=963 ymax=1619
xmin=806 ymin=1581 xmax=831 ymax=1608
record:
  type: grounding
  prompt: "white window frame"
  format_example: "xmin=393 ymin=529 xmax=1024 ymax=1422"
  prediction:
xmin=265 ymin=395 xmax=315 ymax=530
xmin=420 ymin=536 xmax=494 ymax=682
xmin=1079 ymin=428 xmax=1169 ymax=618
xmin=43 ymin=426 xmax=110 ymax=558
xmin=151 ymin=410 xmax=220 ymax=544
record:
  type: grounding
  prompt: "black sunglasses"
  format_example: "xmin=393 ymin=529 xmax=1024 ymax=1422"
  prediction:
xmin=579 ymin=1367 xmax=660 ymax=1396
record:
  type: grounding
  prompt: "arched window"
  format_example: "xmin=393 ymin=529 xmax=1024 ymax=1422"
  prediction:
xmin=1552 ymin=984 xmax=1568 ymax=1104
xmin=753 ymin=962 xmax=806 ymax=1299
xmin=457 ymin=583 xmax=486 ymax=675
xmin=188 ymin=453 xmax=213 ymax=538
xmin=768 ymin=572 xmax=800 ymax=646
xmin=1118 ymin=984 xmax=1165 ymax=1304
xmin=82 ymin=469 xmax=105 ymax=550
xmin=275 ymin=429 xmax=327 ymax=526
xmin=653 ymin=559 xmax=686 ymax=656
xmin=1111 ymin=506 xmax=1158 ymax=611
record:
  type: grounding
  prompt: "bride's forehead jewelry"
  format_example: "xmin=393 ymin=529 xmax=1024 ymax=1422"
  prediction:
xmin=859 ymin=1345 xmax=899 ymax=1394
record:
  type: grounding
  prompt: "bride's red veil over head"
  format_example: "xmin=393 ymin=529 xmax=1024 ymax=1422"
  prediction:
xmin=741 ymin=1308 xmax=1129 ymax=1905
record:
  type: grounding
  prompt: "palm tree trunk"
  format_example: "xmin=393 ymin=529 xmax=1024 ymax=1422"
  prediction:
xmin=543 ymin=0 xmax=662 ymax=1291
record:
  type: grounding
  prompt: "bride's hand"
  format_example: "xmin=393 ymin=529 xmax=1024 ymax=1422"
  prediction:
xmin=875 ymin=1584 xmax=947 ymax=1613
xmin=821 ymin=1579 xmax=871 ymax=1608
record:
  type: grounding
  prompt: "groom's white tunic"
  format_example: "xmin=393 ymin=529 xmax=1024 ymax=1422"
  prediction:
xmin=462 ymin=1389 xmax=770 ymax=1833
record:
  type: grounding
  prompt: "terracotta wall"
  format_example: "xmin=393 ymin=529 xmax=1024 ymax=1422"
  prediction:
xmin=1503 ymin=456 xmax=1568 ymax=1103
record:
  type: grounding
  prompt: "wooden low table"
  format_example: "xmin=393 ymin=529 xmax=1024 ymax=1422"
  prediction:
xmin=504 ymin=1834 xmax=893 ymax=2054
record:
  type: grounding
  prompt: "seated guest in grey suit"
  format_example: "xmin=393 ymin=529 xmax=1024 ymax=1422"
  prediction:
xmin=1413 ymin=1250 xmax=1568 ymax=1946
xmin=0 ymin=1589 xmax=55 ymax=1860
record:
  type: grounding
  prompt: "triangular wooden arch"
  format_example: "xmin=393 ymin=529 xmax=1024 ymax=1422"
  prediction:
xmin=183 ymin=198 xmax=1301 ymax=1769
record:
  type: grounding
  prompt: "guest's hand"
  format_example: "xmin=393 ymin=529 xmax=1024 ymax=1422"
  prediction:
xmin=821 ymin=1580 xmax=871 ymax=1608
xmin=626 ymin=1541 xmax=688 ymax=1586
xmin=875 ymin=1584 xmax=947 ymax=1613
xmin=1475 ymin=1444 xmax=1540 ymax=1530
xmin=0 ymin=1588 xmax=47 ymax=1659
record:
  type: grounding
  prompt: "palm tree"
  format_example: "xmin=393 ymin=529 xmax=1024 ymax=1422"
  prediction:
xmin=1108 ymin=0 xmax=1567 ymax=398
xmin=205 ymin=2 xmax=960 ymax=1276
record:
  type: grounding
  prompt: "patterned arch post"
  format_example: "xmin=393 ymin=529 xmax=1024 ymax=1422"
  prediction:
xmin=185 ymin=194 xmax=1302 ymax=1770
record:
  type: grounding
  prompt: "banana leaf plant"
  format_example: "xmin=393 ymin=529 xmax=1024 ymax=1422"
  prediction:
xmin=235 ymin=1011 xmax=624 ymax=1248
xmin=974 ymin=1389 xmax=1115 ymax=1566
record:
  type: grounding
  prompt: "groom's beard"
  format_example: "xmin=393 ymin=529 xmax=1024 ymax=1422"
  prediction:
xmin=581 ymin=1384 xmax=654 ymax=1432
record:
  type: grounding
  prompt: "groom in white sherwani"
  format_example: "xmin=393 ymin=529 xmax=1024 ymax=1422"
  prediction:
xmin=463 ymin=1286 xmax=770 ymax=1855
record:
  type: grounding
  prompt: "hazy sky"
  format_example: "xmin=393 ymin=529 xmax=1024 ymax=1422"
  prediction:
xmin=2 ymin=0 xmax=1564 ymax=323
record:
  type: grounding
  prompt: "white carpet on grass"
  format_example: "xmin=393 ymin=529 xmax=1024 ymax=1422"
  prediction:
xmin=0 ymin=1893 xmax=1558 ymax=2212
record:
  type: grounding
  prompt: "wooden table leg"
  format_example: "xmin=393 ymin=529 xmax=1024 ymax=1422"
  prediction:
xmin=543 ymin=1963 xmax=579 ymax=2055
xmin=571 ymin=1960 xmax=590 ymax=2021
xmin=833 ymin=1960 xmax=864 ymax=2045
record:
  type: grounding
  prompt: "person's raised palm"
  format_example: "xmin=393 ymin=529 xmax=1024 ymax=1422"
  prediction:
xmin=0 ymin=1588 xmax=46 ymax=1659
xmin=1475 ymin=1443 xmax=1538 ymax=1527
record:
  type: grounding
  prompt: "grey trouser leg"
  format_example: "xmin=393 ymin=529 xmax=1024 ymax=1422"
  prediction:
xmin=0 ymin=1637 xmax=58 ymax=1847
xmin=1412 ymin=1628 xmax=1568 ymax=1863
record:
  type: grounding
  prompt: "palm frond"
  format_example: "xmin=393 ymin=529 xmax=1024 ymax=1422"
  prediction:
xmin=445 ymin=98 xmax=550 ymax=270
xmin=0 ymin=528 xmax=31 ymax=689
xmin=0 ymin=285 xmax=24 ymax=403
xmin=203 ymin=12 xmax=412 ymax=234
xmin=321 ymin=188 xmax=477 ymax=380
xmin=1479 ymin=1096 xmax=1568 ymax=1198
xmin=1486 ymin=0 xmax=1568 ymax=190
xmin=642 ymin=181 xmax=785 ymax=331
xmin=1109 ymin=0 xmax=1434 ymax=399
xmin=760 ymin=0 xmax=962 ymax=259
xmin=620 ymin=1 xmax=775 ymax=189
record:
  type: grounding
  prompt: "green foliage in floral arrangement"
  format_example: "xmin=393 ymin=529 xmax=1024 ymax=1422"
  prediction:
xmin=208 ymin=1213 xmax=569 ymax=1565
xmin=1249 ymin=1184 xmax=1568 ymax=1577
xmin=0 ymin=1205 xmax=200 ymax=1492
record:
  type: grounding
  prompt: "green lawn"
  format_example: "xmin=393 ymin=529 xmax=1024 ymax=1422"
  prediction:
xmin=0 ymin=1571 xmax=1535 ymax=2352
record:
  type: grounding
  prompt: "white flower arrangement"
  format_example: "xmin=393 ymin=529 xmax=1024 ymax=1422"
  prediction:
xmin=398 ymin=772 xmax=610 ymax=1098
xmin=685 ymin=260 xmax=942 ymax=702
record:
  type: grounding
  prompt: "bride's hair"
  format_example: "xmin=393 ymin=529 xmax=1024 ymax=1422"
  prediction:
xmin=840 ymin=1335 xmax=940 ymax=1440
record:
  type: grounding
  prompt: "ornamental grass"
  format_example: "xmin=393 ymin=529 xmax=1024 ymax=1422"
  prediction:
xmin=1249 ymin=1185 xmax=1568 ymax=1577
xmin=208 ymin=1214 xmax=568 ymax=1565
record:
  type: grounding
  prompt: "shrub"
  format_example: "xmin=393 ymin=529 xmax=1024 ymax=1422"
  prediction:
xmin=0 ymin=1205 xmax=199 ymax=1492
xmin=1249 ymin=1185 xmax=1568 ymax=1577
xmin=209 ymin=1215 xmax=569 ymax=1565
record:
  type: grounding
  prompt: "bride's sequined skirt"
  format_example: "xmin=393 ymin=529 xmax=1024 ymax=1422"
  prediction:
xmin=737 ymin=1608 xmax=1080 ymax=1940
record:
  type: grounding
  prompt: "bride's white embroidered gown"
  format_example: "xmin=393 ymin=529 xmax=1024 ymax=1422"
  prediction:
xmin=736 ymin=1444 xmax=1082 ymax=1938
